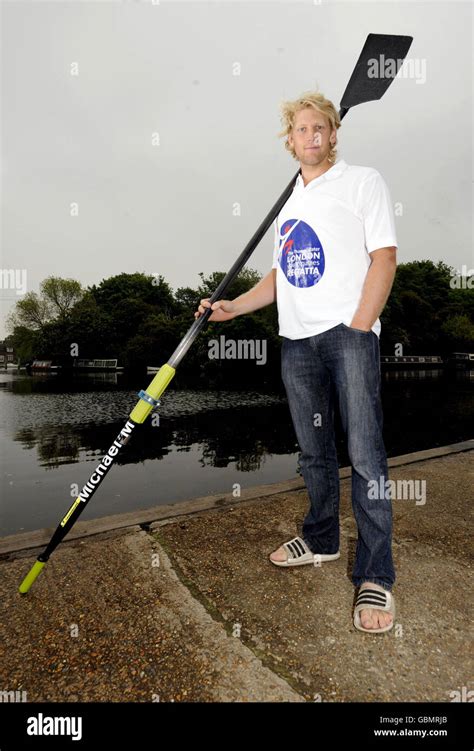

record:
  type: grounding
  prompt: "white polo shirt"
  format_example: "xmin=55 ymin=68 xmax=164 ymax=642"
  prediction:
xmin=271 ymin=158 xmax=398 ymax=339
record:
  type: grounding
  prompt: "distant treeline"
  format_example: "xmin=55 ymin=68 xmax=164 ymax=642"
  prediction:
xmin=6 ymin=261 xmax=474 ymax=388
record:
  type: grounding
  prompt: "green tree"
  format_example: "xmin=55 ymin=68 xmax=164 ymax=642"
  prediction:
xmin=7 ymin=276 xmax=84 ymax=331
xmin=7 ymin=291 xmax=51 ymax=330
xmin=63 ymin=293 xmax=115 ymax=360
xmin=90 ymin=273 xmax=176 ymax=317
xmin=381 ymin=259 xmax=473 ymax=355
xmin=441 ymin=315 xmax=474 ymax=350
xmin=197 ymin=268 xmax=263 ymax=302
xmin=5 ymin=328 xmax=36 ymax=363
xmin=8 ymin=261 xmax=473 ymax=376
xmin=41 ymin=277 xmax=83 ymax=321
xmin=174 ymin=286 xmax=200 ymax=316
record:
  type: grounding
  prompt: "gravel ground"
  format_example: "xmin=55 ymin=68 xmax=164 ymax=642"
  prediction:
xmin=0 ymin=450 xmax=472 ymax=703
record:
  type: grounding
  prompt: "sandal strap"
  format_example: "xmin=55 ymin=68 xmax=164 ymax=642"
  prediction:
xmin=355 ymin=588 xmax=392 ymax=611
xmin=283 ymin=536 xmax=311 ymax=560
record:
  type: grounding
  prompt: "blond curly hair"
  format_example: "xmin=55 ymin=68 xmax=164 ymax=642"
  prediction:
xmin=278 ymin=91 xmax=341 ymax=163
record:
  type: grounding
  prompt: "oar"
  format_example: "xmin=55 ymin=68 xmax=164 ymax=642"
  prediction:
xmin=18 ymin=32 xmax=413 ymax=594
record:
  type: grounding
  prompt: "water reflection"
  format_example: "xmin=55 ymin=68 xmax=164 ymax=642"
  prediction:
xmin=1 ymin=373 xmax=296 ymax=472
xmin=1 ymin=370 xmax=473 ymax=536
xmin=383 ymin=368 xmax=445 ymax=380
xmin=2 ymin=371 xmax=473 ymax=470
xmin=13 ymin=405 xmax=300 ymax=471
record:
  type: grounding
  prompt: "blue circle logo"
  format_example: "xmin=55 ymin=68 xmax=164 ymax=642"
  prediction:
xmin=278 ymin=219 xmax=325 ymax=288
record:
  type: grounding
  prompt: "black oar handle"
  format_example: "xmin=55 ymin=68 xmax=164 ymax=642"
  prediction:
xmin=167 ymin=167 xmax=301 ymax=369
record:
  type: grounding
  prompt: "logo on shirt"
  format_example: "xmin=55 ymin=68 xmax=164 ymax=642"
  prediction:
xmin=278 ymin=219 xmax=325 ymax=288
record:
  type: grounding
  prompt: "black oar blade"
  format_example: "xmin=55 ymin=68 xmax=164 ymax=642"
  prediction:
xmin=340 ymin=33 xmax=413 ymax=113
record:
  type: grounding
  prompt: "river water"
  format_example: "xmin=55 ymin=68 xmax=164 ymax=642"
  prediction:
xmin=0 ymin=369 xmax=472 ymax=536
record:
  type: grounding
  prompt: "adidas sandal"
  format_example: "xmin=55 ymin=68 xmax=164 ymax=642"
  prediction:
xmin=353 ymin=586 xmax=396 ymax=633
xmin=269 ymin=536 xmax=340 ymax=567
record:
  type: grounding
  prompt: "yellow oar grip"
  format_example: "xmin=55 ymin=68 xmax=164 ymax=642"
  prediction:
xmin=129 ymin=364 xmax=176 ymax=424
xmin=19 ymin=560 xmax=46 ymax=594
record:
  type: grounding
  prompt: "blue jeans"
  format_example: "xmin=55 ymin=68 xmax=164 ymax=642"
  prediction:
xmin=281 ymin=323 xmax=395 ymax=591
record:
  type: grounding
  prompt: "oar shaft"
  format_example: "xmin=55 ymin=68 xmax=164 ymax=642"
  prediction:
xmin=167 ymin=168 xmax=300 ymax=370
xmin=18 ymin=419 xmax=139 ymax=593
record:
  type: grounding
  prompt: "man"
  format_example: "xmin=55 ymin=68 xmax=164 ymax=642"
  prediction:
xmin=195 ymin=91 xmax=398 ymax=633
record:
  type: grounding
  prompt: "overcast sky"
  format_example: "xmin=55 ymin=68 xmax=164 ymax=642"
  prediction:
xmin=1 ymin=0 xmax=472 ymax=338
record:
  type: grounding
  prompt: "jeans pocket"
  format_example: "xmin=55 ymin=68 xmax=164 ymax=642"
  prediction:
xmin=341 ymin=323 xmax=373 ymax=335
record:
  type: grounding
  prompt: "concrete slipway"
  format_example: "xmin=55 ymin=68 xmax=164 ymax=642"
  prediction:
xmin=0 ymin=441 xmax=472 ymax=703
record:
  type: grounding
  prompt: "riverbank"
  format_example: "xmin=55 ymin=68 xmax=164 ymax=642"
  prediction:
xmin=0 ymin=441 xmax=472 ymax=702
